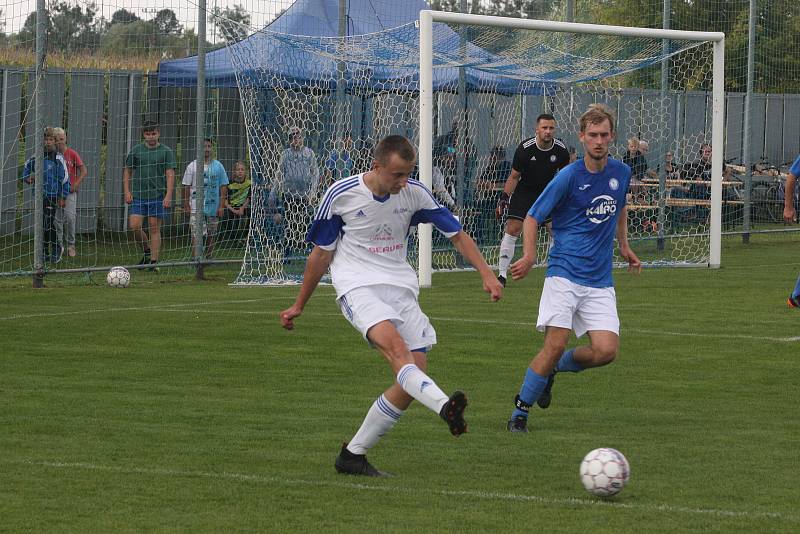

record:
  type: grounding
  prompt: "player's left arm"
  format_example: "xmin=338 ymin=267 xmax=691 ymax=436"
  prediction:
xmin=616 ymin=206 xmax=641 ymax=274
xmin=449 ymin=231 xmax=502 ymax=301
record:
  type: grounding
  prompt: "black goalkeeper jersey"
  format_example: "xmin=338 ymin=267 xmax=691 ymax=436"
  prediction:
xmin=511 ymin=136 xmax=571 ymax=198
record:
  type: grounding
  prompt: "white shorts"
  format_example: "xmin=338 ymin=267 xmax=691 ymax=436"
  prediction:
xmin=337 ymin=284 xmax=437 ymax=352
xmin=536 ymin=276 xmax=619 ymax=338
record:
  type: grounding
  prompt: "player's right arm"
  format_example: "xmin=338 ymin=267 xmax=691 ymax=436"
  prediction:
xmin=280 ymin=246 xmax=334 ymax=330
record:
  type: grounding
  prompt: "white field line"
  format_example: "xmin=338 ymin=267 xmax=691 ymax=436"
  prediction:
xmin=165 ymin=310 xmax=798 ymax=343
xmin=2 ymin=301 xmax=797 ymax=343
xmin=10 ymin=459 xmax=797 ymax=524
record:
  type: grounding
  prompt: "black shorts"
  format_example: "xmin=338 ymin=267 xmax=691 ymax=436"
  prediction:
xmin=507 ymin=187 xmax=541 ymax=221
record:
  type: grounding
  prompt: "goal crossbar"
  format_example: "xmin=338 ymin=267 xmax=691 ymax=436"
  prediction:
xmin=417 ymin=10 xmax=726 ymax=286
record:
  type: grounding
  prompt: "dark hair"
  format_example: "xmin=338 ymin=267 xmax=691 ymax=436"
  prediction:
xmin=536 ymin=113 xmax=556 ymax=124
xmin=204 ymin=137 xmax=214 ymax=144
xmin=374 ymin=135 xmax=416 ymax=163
xmin=142 ymin=120 xmax=159 ymax=133
xmin=490 ymin=145 xmax=506 ymax=160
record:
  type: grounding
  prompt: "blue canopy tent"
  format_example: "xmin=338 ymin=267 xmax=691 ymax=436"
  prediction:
xmin=156 ymin=0 xmax=552 ymax=95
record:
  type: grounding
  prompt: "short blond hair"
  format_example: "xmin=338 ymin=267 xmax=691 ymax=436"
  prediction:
xmin=580 ymin=104 xmax=616 ymax=134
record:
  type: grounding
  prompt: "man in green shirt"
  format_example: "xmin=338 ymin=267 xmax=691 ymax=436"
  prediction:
xmin=123 ymin=121 xmax=176 ymax=269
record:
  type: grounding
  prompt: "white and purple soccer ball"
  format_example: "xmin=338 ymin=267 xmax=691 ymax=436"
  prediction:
xmin=106 ymin=266 xmax=130 ymax=288
xmin=580 ymin=447 xmax=630 ymax=497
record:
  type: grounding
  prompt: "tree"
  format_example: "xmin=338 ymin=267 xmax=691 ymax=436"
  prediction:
xmin=100 ymin=19 xmax=160 ymax=56
xmin=110 ymin=9 xmax=140 ymax=26
xmin=153 ymin=9 xmax=182 ymax=36
xmin=48 ymin=1 xmax=101 ymax=52
xmin=211 ymin=4 xmax=251 ymax=43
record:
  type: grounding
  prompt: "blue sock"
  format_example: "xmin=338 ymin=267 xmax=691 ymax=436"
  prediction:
xmin=555 ymin=349 xmax=584 ymax=373
xmin=792 ymin=274 xmax=800 ymax=299
xmin=511 ymin=368 xmax=548 ymax=419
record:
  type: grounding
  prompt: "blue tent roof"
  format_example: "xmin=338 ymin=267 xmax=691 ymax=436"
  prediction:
xmin=157 ymin=0 xmax=552 ymax=95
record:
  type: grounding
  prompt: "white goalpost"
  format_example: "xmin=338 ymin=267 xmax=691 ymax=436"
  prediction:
xmin=417 ymin=10 xmax=725 ymax=287
xmin=224 ymin=9 xmax=726 ymax=286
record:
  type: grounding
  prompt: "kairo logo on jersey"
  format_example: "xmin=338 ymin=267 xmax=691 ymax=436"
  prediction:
xmin=586 ymin=195 xmax=617 ymax=224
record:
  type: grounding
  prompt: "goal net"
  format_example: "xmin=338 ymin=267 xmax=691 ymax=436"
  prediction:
xmin=222 ymin=12 xmax=724 ymax=285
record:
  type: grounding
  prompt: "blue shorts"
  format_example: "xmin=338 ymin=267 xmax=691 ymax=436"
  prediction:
xmin=130 ymin=198 xmax=169 ymax=219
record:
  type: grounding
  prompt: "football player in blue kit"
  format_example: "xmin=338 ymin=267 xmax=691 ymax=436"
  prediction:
xmin=505 ymin=104 xmax=642 ymax=433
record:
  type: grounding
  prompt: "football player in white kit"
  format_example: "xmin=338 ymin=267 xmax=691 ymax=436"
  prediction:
xmin=280 ymin=135 xmax=503 ymax=476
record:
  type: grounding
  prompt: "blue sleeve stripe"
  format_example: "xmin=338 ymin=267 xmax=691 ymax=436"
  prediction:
xmin=410 ymin=207 xmax=462 ymax=233
xmin=314 ymin=176 xmax=361 ymax=219
xmin=306 ymin=215 xmax=344 ymax=246
xmin=408 ymin=179 xmax=442 ymax=206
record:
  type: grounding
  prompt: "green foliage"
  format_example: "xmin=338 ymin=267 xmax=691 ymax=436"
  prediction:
xmin=211 ymin=4 xmax=252 ymax=43
xmin=7 ymin=5 xmax=215 ymax=61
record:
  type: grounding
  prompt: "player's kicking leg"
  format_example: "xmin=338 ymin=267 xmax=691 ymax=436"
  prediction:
xmin=334 ymin=288 xmax=467 ymax=476
xmin=369 ymin=320 xmax=468 ymax=435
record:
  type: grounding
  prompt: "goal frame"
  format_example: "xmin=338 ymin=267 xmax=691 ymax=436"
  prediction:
xmin=417 ymin=10 xmax=726 ymax=287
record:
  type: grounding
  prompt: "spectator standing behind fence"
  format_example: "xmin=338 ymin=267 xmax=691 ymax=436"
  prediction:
xmin=658 ymin=150 xmax=680 ymax=180
xmin=682 ymin=143 xmax=713 ymax=200
xmin=622 ymin=137 xmax=648 ymax=201
xmin=182 ymin=138 xmax=229 ymax=259
xmin=22 ymin=127 xmax=70 ymax=264
xmin=223 ymin=161 xmax=253 ymax=244
xmin=123 ymin=121 xmax=176 ymax=270
xmin=53 ymin=128 xmax=86 ymax=258
xmin=277 ymin=126 xmax=319 ymax=257
xmin=784 ymin=155 xmax=800 ymax=309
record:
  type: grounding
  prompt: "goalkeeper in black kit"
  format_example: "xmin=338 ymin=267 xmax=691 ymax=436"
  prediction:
xmin=495 ymin=113 xmax=571 ymax=286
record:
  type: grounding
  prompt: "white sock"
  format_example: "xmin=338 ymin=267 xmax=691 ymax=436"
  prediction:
xmin=396 ymin=364 xmax=448 ymax=414
xmin=498 ymin=233 xmax=518 ymax=277
xmin=347 ymin=394 xmax=404 ymax=455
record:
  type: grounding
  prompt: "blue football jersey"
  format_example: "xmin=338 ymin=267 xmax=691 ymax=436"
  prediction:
xmin=528 ymin=158 xmax=632 ymax=288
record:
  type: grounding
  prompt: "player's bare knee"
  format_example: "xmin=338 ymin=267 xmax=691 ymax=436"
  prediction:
xmin=593 ymin=345 xmax=618 ymax=365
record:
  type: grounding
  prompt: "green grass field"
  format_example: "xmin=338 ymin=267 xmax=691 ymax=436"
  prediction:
xmin=1 ymin=234 xmax=799 ymax=532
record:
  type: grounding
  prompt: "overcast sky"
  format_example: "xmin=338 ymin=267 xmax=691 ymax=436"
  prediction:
xmin=3 ymin=0 xmax=296 ymax=35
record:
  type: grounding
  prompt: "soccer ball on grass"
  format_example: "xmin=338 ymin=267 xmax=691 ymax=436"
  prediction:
xmin=580 ymin=447 xmax=630 ymax=497
xmin=106 ymin=266 xmax=130 ymax=288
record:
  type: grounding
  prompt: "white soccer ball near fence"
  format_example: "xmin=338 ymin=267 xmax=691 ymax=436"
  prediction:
xmin=106 ymin=266 xmax=130 ymax=288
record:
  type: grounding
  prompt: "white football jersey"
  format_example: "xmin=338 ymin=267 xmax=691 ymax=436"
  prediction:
xmin=308 ymin=173 xmax=461 ymax=297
